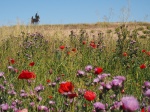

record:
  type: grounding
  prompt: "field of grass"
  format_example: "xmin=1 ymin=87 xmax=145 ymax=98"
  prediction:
xmin=0 ymin=22 xmax=150 ymax=112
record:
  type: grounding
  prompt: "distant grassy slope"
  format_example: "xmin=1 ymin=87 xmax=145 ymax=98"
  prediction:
xmin=0 ymin=22 xmax=150 ymax=43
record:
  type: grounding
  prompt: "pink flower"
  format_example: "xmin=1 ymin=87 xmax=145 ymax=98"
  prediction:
xmin=17 ymin=109 xmax=28 ymax=112
xmin=85 ymin=65 xmax=93 ymax=72
xmin=121 ymin=96 xmax=139 ymax=112
xmin=93 ymin=102 xmax=105 ymax=111
xmin=144 ymin=89 xmax=150 ymax=97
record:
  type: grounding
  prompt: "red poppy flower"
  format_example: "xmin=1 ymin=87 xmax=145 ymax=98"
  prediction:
xmin=18 ymin=70 xmax=36 ymax=79
xmin=29 ymin=62 xmax=35 ymax=66
xmin=121 ymin=89 xmax=125 ymax=94
xmin=142 ymin=49 xmax=146 ymax=53
xmin=82 ymin=41 xmax=86 ymax=45
xmin=84 ymin=90 xmax=96 ymax=101
xmin=10 ymin=58 xmax=15 ymax=64
xmin=58 ymin=82 xmax=74 ymax=94
xmin=146 ymin=51 xmax=150 ymax=56
xmin=67 ymin=93 xmax=78 ymax=99
xmin=90 ymin=42 xmax=95 ymax=46
xmin=72 ymin=48 xmax=77 ymax=52
xmin=140 ymin=64 xmax=146 ymax=69
xmin=141 ymin=107 xmax=146 ymax=112
xmin=46 ymin=79 xmax=51 ymax=83
xmin=67 ymin=51 xmax=70 ymax=55
xmin=59 ymin=45 xmax=65 ymax=50
xmin=49 ymin=96 xmax=53 ymax=99
xmin=94 ymin=67 xmax=103 ymax=74
xmin=90 ymin=42 xmax=97 ymax=48
xmin=91 ymin=44 xmax=97 ymax=48
xmin=123 ymin=52 xmax=127 ymax=57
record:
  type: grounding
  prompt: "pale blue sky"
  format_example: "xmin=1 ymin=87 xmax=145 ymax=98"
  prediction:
xmin=0 ymin=0 xmax=150 ymax=26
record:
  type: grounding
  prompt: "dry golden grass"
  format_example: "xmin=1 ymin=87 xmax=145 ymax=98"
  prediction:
xmin=0 ymin=22 xmax=150 ymax=43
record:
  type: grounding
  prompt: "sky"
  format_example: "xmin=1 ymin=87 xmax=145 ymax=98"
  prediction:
xmin=0 ymin=0 xmax=150 ymax=26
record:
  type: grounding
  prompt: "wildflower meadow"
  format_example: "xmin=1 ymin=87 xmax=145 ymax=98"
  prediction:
xmin=0 ymin=23 xmax=150 ymax=112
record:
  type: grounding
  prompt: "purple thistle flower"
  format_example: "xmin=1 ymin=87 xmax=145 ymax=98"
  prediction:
xmin=14 ymin=99 xmax=22 ymax=105
xmin=55 ymin=76 xmax=61 ymax=82
xmin=100 ymin=82 xmax=105 ymax=86
xmin=111 ymin=79 xmax=123 ymax=87
xmin=12 ymin=107 xmax=18 ymax=112
xmin=29 ymin=90 xmax=35 ymax=96
xmin=98 ymin=73 xmax=110 ymax=80
xmin=93 ymin=78 xmax=100 ymax=83
xmin=48 ymin=82 xmax=56 ymax=87
xmin=11 ymin=101 xmax=17 ymax=106
xmin=110 ymin=101 xmax=122 ymax=110
xmin=37 ymin=96 xmax=42 ymax=101
xmin=8 ymin=90 xmax=17 ymax=95
xmin=1 ymin=103 xmax=9 ymax=111
xmin=85 ymin=65 xmax=93 ymax=72
xmin=27 ymin=79 xmax=33 ymax=85
xmin=144 ymin=89 xmax=150 ymax=97
xmin=10 ymin=105 xmax=16 ymax=111
xmin=30 ymin=102 xmax=35 ymax=107
xmin=0 ymin=84 xmax=5 ymax=90
xmin=49 ymin=100 xmax=55 ymax=105
xmin=110 ymin=94 xmax=116 ymax=99
xmin=20 ymin=92 xmax=28 ymax=97
xmin=76 ymin=70 xmax=85 ymax=77
xmin=0 ymin=72 xmax=4 ymax=77
xmin=38 ymin=105 xmax=48 ymax=111
xmin=98 ymin=86 xmax=103 ymax=90
xmin=93 ymin=102 xmax=105 ymax=111
xmin=114 ymin=76 xmax=126 ymax=81
xmin=121 ymin=96 xmax=139 ymax=112
xmin=100 ymin=82 xmax=112 ymax=90
xmin=105 ymin=83 xmax=112 ymax=90
xmin=148 ymin=106 xmax=150 ymax=112
xmin=8 ymin=66 xmax=14 ymax=71
xmin=20 ymin=89 xmax=28 ymax=97
xmin=52 ymin=82 xmax=56 ymax=87
xmin=130 ymin=40 xmax=136 ymax=44
xmin=20 ymin=89 xmax=25 ymax=93
xmin=144 ymin=81 xmax=150 ymax=88
xmin=3 ymin=80 xmax=7 ymax=85
xmin=34 ymin=84 xmax=44 ymax=92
